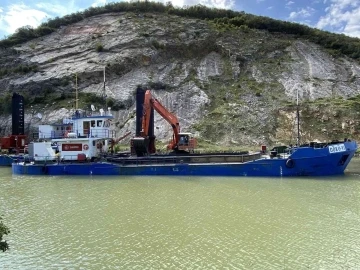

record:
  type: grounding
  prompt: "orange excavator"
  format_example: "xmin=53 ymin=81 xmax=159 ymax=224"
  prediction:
xmin=132 ymin=90 xmax=196 ymax=156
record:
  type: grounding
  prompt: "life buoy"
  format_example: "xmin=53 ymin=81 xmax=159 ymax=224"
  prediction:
xmin=285 ymin=158 xmax=295 ymax=168
xmin=83 ymin=144 xmax=89 ymax=150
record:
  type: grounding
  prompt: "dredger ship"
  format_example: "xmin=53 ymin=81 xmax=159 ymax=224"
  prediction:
xmin=12 ymin=88 xmax=357 ymax=177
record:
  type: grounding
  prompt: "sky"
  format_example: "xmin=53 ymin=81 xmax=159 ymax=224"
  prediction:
xmin=0 ymin=0 xmax=360 ymax=40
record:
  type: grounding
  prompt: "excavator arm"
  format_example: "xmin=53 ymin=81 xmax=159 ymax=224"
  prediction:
xmin=132 ymin=89 xmax=196 ymax=156
xmin=141 ymin=90 xmax=180 ymax=150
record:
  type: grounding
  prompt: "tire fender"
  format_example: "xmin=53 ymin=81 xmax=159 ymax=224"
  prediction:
xmin=285 ymin=158 xmax=295 ymax=168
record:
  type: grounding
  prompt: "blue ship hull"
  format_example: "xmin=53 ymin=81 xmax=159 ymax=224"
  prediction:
xmin=0 ymin=155 xmax=24 ymax=166
xmin=12 ymin=141 xmax=357 ymax=177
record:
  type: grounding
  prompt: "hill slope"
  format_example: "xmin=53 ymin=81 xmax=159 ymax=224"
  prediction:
xmin=0 ymin=11 xmax=360 ymax=148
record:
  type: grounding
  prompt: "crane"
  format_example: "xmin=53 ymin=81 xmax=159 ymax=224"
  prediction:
xmin=132 ymin=90 xmax=196 ymax=156
xmin=109 ymin=131 xmax=131 ymax=153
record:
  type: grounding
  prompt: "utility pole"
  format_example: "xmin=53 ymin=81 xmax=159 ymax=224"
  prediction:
xmin=296 ymin=89 xmax=300 ymax=146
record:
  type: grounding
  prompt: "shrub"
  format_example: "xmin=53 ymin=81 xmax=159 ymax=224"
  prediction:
xmin=96 ymin=43 xmax=104 ymax=52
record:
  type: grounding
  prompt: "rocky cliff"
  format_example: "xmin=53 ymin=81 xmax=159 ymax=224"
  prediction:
xmin=0 ymin=12 xmax=360 ymax=148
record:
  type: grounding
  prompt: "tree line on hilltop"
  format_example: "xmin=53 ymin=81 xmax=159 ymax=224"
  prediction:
xmin=0 ymin=1 xmax=359 ymax=60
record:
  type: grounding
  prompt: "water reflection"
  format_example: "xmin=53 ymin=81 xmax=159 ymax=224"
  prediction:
xmin=0 ymin=160 xmax=360 ymax=269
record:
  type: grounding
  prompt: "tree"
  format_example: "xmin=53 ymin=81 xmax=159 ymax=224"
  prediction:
xmin=0 ymin=216 xmax=10 ymax=252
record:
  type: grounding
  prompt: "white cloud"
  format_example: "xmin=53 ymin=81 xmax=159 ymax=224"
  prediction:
xmin=35 ymin=3 xmax=73 ymax=16
xmin=91 ymin=0 xmax=107 ymax=8
xmin=316 ymin=0 xmax=360 ymax=37
xmin=289 ymin=7 xmax=315 ymax=19
xmin=286 ymin=1 xmax=295 ymax=6
xmin=199 ymin=0 xmax=235 ymax=9
xmin=0 ymin=4 xmax=48 ymax=36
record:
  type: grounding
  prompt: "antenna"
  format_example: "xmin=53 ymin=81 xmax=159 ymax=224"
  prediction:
xmin=91 ymin=104 xmax=95 ymax=111
xmin=99 ymin=108 xmax=104 ymax=116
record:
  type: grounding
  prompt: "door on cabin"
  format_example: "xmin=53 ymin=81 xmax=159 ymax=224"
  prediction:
xmin=83 ymin=121 xmax=90 ymax=137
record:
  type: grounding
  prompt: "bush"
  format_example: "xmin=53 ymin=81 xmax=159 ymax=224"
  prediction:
xmin=96 ymin=43 xmax=104 ymax=52
xmin=0 ymin=216 xmax=10 ymax=252
xmin=151 ymin=39 xmax=164 ymax=49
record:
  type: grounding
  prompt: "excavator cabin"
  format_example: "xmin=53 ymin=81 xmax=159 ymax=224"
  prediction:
xmin=176 ymin=132 xmax=196 ymax=153
xmin=131 ymin=89 xmax=196 ymax=156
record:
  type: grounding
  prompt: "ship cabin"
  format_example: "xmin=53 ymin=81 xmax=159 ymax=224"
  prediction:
xmin=38 ymin=109 xmax=115 ymax=140
xmin=34 ymin=109 xmax=116 ymax=158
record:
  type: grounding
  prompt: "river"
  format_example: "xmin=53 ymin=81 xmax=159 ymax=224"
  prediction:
xmin=1 ymin=159 xmax=360 ymax=269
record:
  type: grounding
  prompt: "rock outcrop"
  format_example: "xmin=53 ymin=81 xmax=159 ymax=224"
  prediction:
xmin=0 ymin=12 xmax=359 ymax=147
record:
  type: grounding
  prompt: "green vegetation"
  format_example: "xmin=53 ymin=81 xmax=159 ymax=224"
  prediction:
xmin=0 ymin=93 xmax=13 ymax=114
xmin=0 ymin=65 xmax=38 ymax=79
xmin=0 ymin=2 xmax=359 ymax=60
xmin=96 ymin=43 xmax=104 ymax=52
xmin=0 ymin=216 xmax=10 ymax=252
xmin=195 ymin=138 xmax=254 ymax=152
xmin=151 ymin=39 xmax=165 ymax=50
xmin=0 ymin=90 xmax=125 ymax=113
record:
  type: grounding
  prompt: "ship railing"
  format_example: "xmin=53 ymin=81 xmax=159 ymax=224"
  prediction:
xmin=16 ymin=154 xmax=88 ymax=164
xmin=60 ymin=129 xmax=114 ymax=139
xmin=115 ymin=157 xmax=181 ymax=166
xmin=33 ymin=132 xmax=64 ymax=140
xmin=89 ymin=129 xmax=112 ymax=138
xmin=71 ymin=111 xmax=113 ymax=118
xmin=35 ymin=130 xmax=115 ymax=140
xmin=110 ymin=152 xmax=261 ymax=166
xmin=14 ymin=155 xmax=54 ymax=164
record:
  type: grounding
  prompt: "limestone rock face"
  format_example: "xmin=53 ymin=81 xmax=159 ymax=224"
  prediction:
xmin=0 ymin=12 xmax=359 ymax=146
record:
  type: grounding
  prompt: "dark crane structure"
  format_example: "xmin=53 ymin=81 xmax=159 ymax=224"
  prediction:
xmin=0 ymin=93 xmax=27 ymax=153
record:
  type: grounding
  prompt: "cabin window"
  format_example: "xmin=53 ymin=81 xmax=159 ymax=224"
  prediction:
xmin=91 ymin=120 xmax=95 ymax=127
xmin=93 ymin=141 xmax=96 ymax=146
xmin=97 ymin=120 xmax=103 ymax=127
xmin=104 ymin=120 xmax=110 ymax=127
xmin=56 ymin=127 xmax=59 ymax=131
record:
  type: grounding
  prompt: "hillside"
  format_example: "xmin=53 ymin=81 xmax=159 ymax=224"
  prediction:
xmin=0 ymin=5 xmax=360 ymax=148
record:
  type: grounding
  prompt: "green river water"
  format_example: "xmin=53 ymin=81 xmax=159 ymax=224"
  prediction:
xmin=0 ymin=159 xmax=360 ymax=270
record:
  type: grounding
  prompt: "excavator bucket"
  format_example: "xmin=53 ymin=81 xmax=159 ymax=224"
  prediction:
xmin=131 ymin=137 xmax=149 ymax=156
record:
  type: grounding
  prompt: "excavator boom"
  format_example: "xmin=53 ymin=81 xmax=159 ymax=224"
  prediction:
xmin=133 ymin=89 xmax=196 ymax=156
xmin=141 ymin=90 xmax=180 ymax=150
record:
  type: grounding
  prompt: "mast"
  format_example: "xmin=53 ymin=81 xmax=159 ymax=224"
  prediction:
xmin=103 ymin=66 xmax=107 ymax=110
xmin=296 ymin=89 xmax=300 ymax=146
xmin=75 ymin=73 xmax=78 ymax=110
